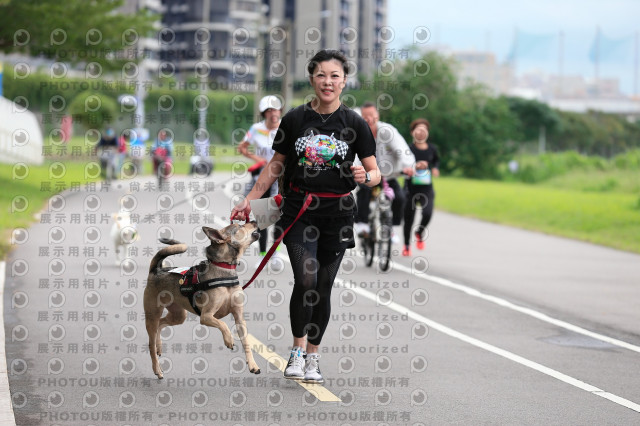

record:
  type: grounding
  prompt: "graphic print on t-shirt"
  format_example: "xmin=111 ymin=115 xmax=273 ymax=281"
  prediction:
xmin=294 ymin=131 xmax=349 ymax=170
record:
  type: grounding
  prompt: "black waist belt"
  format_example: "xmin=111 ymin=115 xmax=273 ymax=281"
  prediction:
xmin=179 ymin=266 xmax=239 ymax=316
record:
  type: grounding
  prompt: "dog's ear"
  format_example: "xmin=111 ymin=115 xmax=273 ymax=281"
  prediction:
xmin=202 ymin=226 xmax=226 ymax=244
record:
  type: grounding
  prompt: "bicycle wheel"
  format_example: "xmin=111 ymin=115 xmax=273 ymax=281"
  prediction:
xmin=363 ymin=233 xmax=375 ymax=267
xmin=157 ymin=162 xmax=165 ymax=188
xmin=105 ymin=159 xmax=114 ymax=183
xmin=376 ymin=211 xmax=393 ymax=272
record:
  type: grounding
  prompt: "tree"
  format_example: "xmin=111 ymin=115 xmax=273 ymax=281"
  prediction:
xmin=504 ymin=96 xmax=561 ymax=143
xmin=438 ymin=85 xmax=519 ymax=178
xmin=69 ymin=91 xmax=118 ymax=131
xmin=0 ymin=0 xmax=156 ymax=69
xmin=351 ymin=50 xmax=519 ymax=178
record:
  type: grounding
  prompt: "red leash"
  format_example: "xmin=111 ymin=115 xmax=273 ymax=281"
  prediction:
xmin=242 ymin=190 xmax=349 ymax=290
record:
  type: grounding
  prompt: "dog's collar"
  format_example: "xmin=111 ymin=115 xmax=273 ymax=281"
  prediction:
xmin=210 ymin=261 xmax=237 ymax=270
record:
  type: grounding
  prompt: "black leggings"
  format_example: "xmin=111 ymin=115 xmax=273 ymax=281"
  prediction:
xmin=403 ymin=187 xmax=435 ymax=246
xmin=286 ymin=239 xmax=345 ymax=346
xmin=259 ymin=225 xmax=282 ymax=253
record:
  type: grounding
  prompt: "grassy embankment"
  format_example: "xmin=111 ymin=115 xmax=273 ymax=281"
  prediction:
xmin=436 ymin=151 xmax=640 ymax=254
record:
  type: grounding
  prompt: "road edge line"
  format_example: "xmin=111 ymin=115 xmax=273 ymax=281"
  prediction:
xmin=0 ymin=261 xmax=17 ymax=425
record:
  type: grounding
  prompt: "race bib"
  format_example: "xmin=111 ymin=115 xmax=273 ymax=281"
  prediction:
xmin=411 ymin=169 xmax=432 ymax=185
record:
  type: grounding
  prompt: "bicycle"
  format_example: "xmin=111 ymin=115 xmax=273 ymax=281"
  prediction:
xmin=99 ymin=147 xmax=118 ymax=183
xmin=360 ymin=185 xmax=393 ymax=272
xmin=153 ymin=147 xmax=172 ymax=189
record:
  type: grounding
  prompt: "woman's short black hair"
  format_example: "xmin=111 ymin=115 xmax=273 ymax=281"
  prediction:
xmin=307 ymin=49 xmax=350 ymax=76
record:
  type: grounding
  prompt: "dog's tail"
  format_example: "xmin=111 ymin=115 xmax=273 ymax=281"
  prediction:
xmin=149 ymin=238 xmax=188 ymax=273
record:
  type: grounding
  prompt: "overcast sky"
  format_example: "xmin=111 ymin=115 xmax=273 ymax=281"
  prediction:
xmin=387 ymin=0 xmax=639 ymax=95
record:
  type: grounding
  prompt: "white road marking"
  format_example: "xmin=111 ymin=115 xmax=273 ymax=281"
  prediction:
xmin=391 ymin=261 xmax=640 ymax=354
xmin=336 ymin=277 xmax=640 ymax=414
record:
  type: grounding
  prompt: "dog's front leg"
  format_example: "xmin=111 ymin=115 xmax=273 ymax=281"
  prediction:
xmin=200 ymin=314 xmax=234 ymax=350
xmin=230 ymin=309 xmax=261 ymax=374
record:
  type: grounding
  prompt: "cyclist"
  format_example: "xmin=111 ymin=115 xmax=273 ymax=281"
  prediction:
xmin=117 ymin=130 xmax=130 ymax=178
xmin=128 ymin=129 xmax=146 ymax=175
xmin=354 ymin=102 xmax=415 ymax=237
xmin=190 ymin=129 xmax=213 ymax=176
xmin=403 ymin=118 xmax=440 ymax=256
xmin=97 ymin=127 xmax=118 ymax=180
xmin=151 ymin=129 xmax=174 ymax=178
xmin=237 ymin=95 xmax=283 ymax=264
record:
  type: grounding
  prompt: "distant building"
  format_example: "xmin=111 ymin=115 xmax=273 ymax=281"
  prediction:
xmin=157 ymin=0 xmax=387 ymax=88
xmin=266 ymin=0 xmax=387 ymax=81
xmin=121 ymin=0 xmax=163 ymax=74
xmin=446 ymin=46 xmax=639 ymax=116
xmin=451 ymin=50 xmax=514 ymax=95
xmin=159 ymin=0 xmax=263 ymax=87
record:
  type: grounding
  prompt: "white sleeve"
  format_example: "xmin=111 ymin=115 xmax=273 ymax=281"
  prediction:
xmin=390 ymin=125 xmax=415 ymax=170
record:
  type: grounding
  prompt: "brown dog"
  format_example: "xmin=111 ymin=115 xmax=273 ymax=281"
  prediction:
xmin=144 ymin=222 xmax=261 ymax=379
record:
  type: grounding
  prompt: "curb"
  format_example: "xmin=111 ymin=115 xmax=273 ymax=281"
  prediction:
xmin=0 ymin=261 xmax=16 ymax=425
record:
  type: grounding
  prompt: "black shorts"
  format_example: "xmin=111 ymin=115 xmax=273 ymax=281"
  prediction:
xmin=279 ymin=213 xmax=355 ymax=251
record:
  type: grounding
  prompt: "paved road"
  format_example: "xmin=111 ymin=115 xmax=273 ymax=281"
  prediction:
xmin=4 ymin=172 xmax=640 ymax=425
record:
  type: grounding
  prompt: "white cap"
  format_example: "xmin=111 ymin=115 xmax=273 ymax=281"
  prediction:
xmin=258 ymin=95 xmax=282 ymax=113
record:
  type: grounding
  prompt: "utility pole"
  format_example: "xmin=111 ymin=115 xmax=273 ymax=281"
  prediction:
xmin=594 ymin=27 xmax=600 ymax=92
xmin=557 ymin=30 xmax=564 ymax=98
xmin=538 ymin=125 xmax=546 ymax=154
xmin=634 ymin=31 xmax=639 ymax=97
xmin=253 ymin=4 xmax=269 ymax=121
xmin=198 ymin=0 xmax=210 ymax=132
xmin=254 ymin=29 xmax=264 ymax=120
xmin=284 ymin=19 xmax=293 ymax=110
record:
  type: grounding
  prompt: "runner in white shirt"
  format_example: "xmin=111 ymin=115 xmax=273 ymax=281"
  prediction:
xmin=354 ymin=102 xmax=416 ymax=238
xmin=238 ymin=95 xmax=283 ymax=262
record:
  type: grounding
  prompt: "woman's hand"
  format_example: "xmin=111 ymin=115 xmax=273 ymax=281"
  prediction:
xmin=230 ymin=198 xmax=251 ymax=222
xmin=350 ymin=165 xmax=368 ymax=184
xmin=401 ymin=166 xmax=414 ymax=176
xmin=416 ymin=160 xmax=428 ymax=170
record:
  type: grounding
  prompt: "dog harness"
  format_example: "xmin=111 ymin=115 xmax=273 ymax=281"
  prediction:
xmin=172 ymin=261 xmax=239 ymax=316
xmin=242 ymin=186 xmax=351 ymax=290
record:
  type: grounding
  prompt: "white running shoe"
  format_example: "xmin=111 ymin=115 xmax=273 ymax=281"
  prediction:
xmin=303 ymin=353 xmax=324 ymax=384
xmin=283 ymin=346 xmax=306 ymax=380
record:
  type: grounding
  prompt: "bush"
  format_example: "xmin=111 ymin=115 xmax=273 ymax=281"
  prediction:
xmin=612 ymin=149 xmax=640 ymax=170
xmin=68 ymin=91 xmax=118 ymax=130
xmin=500 ymin=151 xmax=615 ymax=183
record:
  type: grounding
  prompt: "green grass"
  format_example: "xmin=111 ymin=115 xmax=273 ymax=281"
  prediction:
xmin=544 ymin=169 xmax=640 ymax=194
xmin=436 ymin=177 xmax=640 ymax=253
xmin=1 ymin=162 xmax=100 ymax=258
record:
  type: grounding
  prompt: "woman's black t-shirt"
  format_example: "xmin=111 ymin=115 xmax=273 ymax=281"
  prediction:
xmin=407 ymin=143 xmax=440 ymax=191
xmin=273 ymin=103 xmax=376 ymax=217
